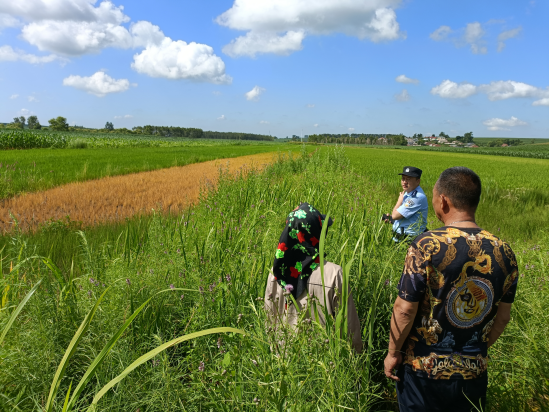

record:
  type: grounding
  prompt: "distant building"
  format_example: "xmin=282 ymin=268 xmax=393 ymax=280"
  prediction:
xmin=501 ymin=143 xmax=508 ymax=147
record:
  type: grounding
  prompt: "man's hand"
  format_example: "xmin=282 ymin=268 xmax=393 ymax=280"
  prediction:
xmin=384 ymin=351 xmax=403 ymax=381
xmin=397 ymin=191 xmax=406 ymax=204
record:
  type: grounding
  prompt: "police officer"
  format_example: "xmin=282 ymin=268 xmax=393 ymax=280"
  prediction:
xmin=384 ymin=166 xmax=428 ymax=241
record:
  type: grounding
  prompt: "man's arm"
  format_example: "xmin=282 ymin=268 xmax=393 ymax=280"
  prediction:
xmin=384 ymin=297 xmax=419 ymax=381
xmin=486 ymin=302 xmax=512 ymax=348
xmin=390 ymin=191 xmax=406 ymax=220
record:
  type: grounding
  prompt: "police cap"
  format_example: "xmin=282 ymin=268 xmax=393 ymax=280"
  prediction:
xmin=398 ymin=166 xmax=422 ymax=178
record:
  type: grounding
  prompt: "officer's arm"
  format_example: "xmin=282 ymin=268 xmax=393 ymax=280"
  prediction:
xmin=486 ymin=302 xmax=512 ymax=348
xmin=391 ymin=192 xmax=406 ymax=220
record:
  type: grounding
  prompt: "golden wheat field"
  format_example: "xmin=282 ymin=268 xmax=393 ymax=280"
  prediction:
xmin=0 ymin=153 xmax=275 ymax=233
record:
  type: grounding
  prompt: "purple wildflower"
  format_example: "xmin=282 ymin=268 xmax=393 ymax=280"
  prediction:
xmin=285 ymin=284 xmax=294 ymax=292
xmin=198 ymin=361 xmax=205 ymax=372
xmin=169 ymin=284 xmax=175 ymax=289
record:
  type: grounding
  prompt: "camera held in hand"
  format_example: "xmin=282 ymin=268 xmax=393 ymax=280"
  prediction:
xmin=382 ymin=213 xmax=395 ymax=224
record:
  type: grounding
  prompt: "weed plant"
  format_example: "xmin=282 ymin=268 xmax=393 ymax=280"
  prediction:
xmin=0 ymin=147 xmax=547 ymax=411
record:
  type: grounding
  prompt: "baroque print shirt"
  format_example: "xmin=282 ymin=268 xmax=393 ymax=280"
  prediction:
xmin=397 ymin=226 xmax=519 ymax=380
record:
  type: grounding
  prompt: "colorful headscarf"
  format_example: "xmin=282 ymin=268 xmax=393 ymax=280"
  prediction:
xmin=273 ymin=202 xmax=333 ymax=299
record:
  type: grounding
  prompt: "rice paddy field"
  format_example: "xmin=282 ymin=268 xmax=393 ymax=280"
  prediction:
xmin=0 ymin=143 xmax=548 ymax=411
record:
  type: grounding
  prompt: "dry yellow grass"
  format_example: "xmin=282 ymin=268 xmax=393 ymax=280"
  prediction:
xmin=0 ymin=153 xmax=275 ymax=233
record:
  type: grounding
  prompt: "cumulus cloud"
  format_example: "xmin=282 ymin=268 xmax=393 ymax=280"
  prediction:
xmin=313 ymin=123 xmax=319 ymax=127
xmin=479 ymin=80 xmax=549 ymax=101
xmin=348 ymin=127 xmax=355 ymax=132
xmin=464 ymin=22 xmax=486 ymax=54
xmin=114 ymin=114 xmax=133 ymax=119
xmin=396 ymin=74 xmax=418 ymax=84
xmin=259 ymin=120 xmax=269 ymax=124
xmin=245 ymin=85 xmax=265 ymax=101
xmin=132 ymin=37 xmax=232 ymax=84
xmin=483 ymin=116 xmax=527 ymax=131
xmin=430 ymin=25 xmax=451 ymax=41
xmin=431 ymin=80 xmax=477 ymax=99
xmin=0 ymin=45 xmax=62 ymax=64
xmin=306 ymin=104 xmax=315 ymax=108
xmin=533 ymin=98 xmax=549 ymax=107
xmin=28 ymin=96 xmax=38 ymax=102
xmin=63 ymin=71 xmax=131 ymax=97
xmin=217 ymin=114 xmax=226 ymax=120
xmin=216 ymin=0 xmax=404 ymax=57
xmin=0 ymin=13 xmax=20 ymax=30
xmin=430 ymin=22 xmax=486 ymax=54
xmin=10 ymin=94 xmax=18 ymax=99
xmin=432 ymin=79 xmax=549 ymax=104
xmin=17 ymin=108 xmax=33 ymax=117
xmin=1 ymin=2 xmax=231 ymax=82
xmin=497 ymin=26 xmax=522 ymax=52
xmin=395 ymin=89 xmax=410 ymax=101
xmin=223 ymin=30 xmax=305 ymax=58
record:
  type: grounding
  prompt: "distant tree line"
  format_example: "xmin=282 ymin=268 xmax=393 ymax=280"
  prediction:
xmin=129 ymin=125 xmax=274 ymax=141
xmin=486 ymin=138 xmax=525 ymax=147
xmin=308 ymin=133 xmax=407 ymax=145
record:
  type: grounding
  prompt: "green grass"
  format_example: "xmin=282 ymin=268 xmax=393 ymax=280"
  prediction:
xmin=0 ymin=144 xmax=300 ymax=200
xmin=0 ymin=146 xmax=547 ymax=411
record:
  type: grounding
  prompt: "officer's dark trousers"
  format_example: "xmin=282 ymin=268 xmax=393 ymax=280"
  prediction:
xmin=396 ymin=366 xmax=487 ymax=412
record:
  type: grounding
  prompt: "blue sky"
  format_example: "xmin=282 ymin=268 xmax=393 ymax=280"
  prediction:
xmin=1 ymin=0 xmax=547 ymax=138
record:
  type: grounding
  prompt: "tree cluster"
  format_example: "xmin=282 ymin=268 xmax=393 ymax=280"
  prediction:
xmin=455 ymin=132 xmax=474 ymax=143
xmin=487 ymin=138 xmax=524 ymax=147
xmin=48 ymin=116 xmax=69 ymax=131
xmin=308 ymin=133 xmax=407 ymax=145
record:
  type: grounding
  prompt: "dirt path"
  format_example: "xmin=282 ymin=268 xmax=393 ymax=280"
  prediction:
xmin=0 ymin=152 xmax=275 ymax=233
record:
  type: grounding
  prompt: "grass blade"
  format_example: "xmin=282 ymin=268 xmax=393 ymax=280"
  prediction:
xmin=45 ymin=286 xmax=111 ymax=412
xmin=66 ymin=287 xmax=199 ymax=411
xmin=88 ymin=327 xmax=245 ymax=411
xmin=0 ymin=278 xmax=42 ymax=346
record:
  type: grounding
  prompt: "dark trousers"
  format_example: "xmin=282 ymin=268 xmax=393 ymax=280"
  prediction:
xmin=396 ymin=367 xmax=487 ymax=412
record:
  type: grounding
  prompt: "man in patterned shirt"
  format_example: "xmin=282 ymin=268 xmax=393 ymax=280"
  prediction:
xmin=383 ymin=166 xmax=518 ymax=411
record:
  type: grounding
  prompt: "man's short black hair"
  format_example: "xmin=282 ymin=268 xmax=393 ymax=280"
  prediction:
xmin=435 ymin=167 xmax=482 ymax=210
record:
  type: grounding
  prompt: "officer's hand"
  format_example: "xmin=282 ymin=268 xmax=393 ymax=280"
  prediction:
xmin=384 ymin=352 xmax=402 ymax=381
xmin=398 ymin=191 xmax=406 ymax=203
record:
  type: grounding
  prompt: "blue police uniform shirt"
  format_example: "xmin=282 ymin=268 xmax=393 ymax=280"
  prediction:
xmin=392 ymin=186 xmax=428 ymax=237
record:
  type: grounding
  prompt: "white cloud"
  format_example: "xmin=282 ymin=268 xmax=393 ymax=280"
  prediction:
xmin=223 ymin=30 xmax=305 ymax=58
xmin=432 ymin=79 xmax=549 ymax=104
xmin=212 ymin=91 xmax=222 ymax=96
xmin=497 ymin=27 xmax=522 ymax=52
xmin=483 ymin=116 xmax=527 ymax=131
xmin=9 ymin=94 xmax=18 ymax=99
xmin=0 ymin=45 xmax=62 ymax=64
xmin=63 ymin=71 xmax=131 ymax=97
xmin=430 ymin=22 xmax=486 ymax=54
xmin=22 ymin=20 xmax=132 ymax=56
xmin=313 ymin=123 xmax=319 ymax=127
xmin=216 ymin=0 xmax=404 ymax=57
xmin=28 ymin=96 xmax=38 ymax=102
xmin=131 ymin=37 xmax=232 ymax=84
xmin=0 ymin=13 xmax=20 ymax=30
xmin=479 ymin=80 xmax=549 ymax=101
xmin=17 ymin=108 xmax=32 ymax=117
xmin=217 ymin=114 xmax=226 ymax=120
xmin=533 ymin=98 xmax=549 ymax=107
xmin=396 ymin=74 xmax=418 ymax=84
xmin=431 ymin=80 xmax=477 ymax=99
xmin=307 ymin=104 xmax=315 ymax=108
xmin=464 ymin=22 xmax=486 ymax=54
xmin=430 ymin=25 xmax=451 ymax=41
xmin=245 ymin=85 xmax=265 ymax=101
xmin=259 ymin=120 xmax=269 ymax=124
xmin=1 ymin=2 xmax=231 ymax=82
xmin=114 ymin=114 xmax=133 ymax=119
xmin=395 ymin=89 xmax=410 ymax=101
xmin=348 ymin=127 xmax=355 ymax=132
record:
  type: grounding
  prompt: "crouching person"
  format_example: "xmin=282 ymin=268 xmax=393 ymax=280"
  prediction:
xmin=264 ymin=202 xmax=362 ymax=353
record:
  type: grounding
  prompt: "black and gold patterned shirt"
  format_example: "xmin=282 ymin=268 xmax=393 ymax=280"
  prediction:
xmin=397 ymin=226 xmax=518 ymax=380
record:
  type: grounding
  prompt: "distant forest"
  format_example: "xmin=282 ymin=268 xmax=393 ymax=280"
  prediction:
xmin=131 ymin=125 xmax=274 ymax=141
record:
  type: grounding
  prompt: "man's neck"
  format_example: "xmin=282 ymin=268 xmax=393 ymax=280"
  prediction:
xmin=406 ymin=185 xmax=420 ymax=194
xmin=442 ymin=212 xmax=478 ymax=228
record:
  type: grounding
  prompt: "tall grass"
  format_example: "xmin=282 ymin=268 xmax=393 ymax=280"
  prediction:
xmin=0 ymin=146 xmax=547 ymax=411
